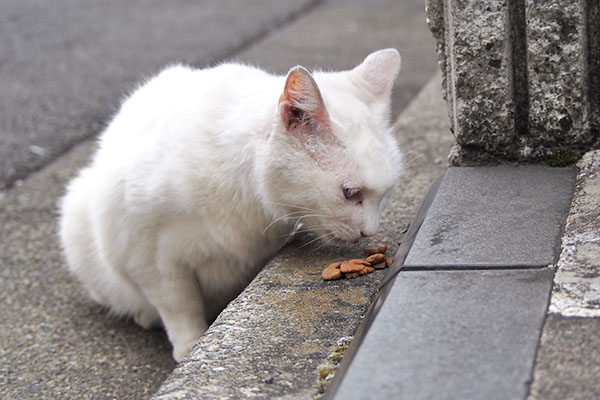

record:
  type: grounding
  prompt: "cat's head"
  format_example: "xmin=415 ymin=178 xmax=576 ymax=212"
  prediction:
xmin=262 ymin=49 xmax=403 ymax=244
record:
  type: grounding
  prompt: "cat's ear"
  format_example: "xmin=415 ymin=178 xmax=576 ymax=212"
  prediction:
xmin=279 ymin=66 xmax=331 ymax=136
xmin=351 ymin=48 xmax=401 ymax=109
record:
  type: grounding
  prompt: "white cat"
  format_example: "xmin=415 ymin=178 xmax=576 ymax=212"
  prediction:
xmin=59 ymin=49 xmax=403 ymax=361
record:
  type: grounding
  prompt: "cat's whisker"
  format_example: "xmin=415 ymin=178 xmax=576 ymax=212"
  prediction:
xmin=295 ymin=231 xmax=335 ymax=250
xmin=313 ymin=235 xmax=336 ymax=252
xmin=265 ymin=202 xmax=321 ymax=213
xmin=399 ymin=153 xmax=424 ymax=168
xmin=276 ymin=224 xmax=338 ymax=238
xmin=262 ymin=210 xmax=334 ymax=235
xmin=294 ymin=213 xmax=332 ymax=223
xmin=262 ymin=210 xmax=308 ymax=234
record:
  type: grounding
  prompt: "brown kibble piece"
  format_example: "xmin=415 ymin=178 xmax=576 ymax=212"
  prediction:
xmin=386 ymin=257 xmax=394 ymax=267
xmin=373 ymin=261 xmax=386 ymax=270
xmin=340 ymin=261 xmax=366 ymax=273
xmin=360 ymin=266 xmax=375 ymax=275
xmin=364 ymin=243 xmax=388 ymax=255
xmin=322 ymin=262 xmax=343 ymax=281
xmin=323 ymin=250 xmax=390 ymax=281
xmin=365 ymin=253 xmax=385 ymax=265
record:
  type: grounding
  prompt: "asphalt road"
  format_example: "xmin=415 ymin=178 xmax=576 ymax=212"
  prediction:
xmin=0 ymin=0 xmax=319 ymax=189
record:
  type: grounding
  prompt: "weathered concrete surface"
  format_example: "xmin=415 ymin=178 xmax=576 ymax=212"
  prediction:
xmin=588 ymin=2 xmax=600 ymax=140
xmin=525 ymin=0 xmax=595 ymax=161
xmin=549 ymin=150 xmax=600 ymax=317
xmin=0 ymin=0 xmax=320 ymax=190
xmin=426 ymin=0 xmax=600 ymax=165
xmin=153 ymin=73 xmax=454 ymax=399
xmin=425 ymin=0 xmax=516 ymax=164
xmin=527 ymin=149 xmax=600 ymax=399
xmin=154 ymin=240 xmax=387 ymax=400
xmin=528 ymin=315 xmax=600 ymax=400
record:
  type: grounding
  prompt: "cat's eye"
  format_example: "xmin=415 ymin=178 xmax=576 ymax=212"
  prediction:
xmin=342 ymin=186 xmax=363 ymax=203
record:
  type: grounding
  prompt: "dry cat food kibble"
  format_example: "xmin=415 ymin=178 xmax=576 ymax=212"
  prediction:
xmin=363 ymin=243 xmax=388 ymax=255
xmin=322 ymin=243 xmax=393 ymax=280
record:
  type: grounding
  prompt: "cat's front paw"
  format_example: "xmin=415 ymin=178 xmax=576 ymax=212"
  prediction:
xmin=173 ymin=337 xmax=201 ymax=362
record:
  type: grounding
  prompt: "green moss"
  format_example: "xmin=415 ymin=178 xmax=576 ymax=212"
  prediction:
xmin=315 ymin=341 xmax=352 ymax=398
xmin=318 ymin=365 xmax=336 ymax=381
xmin=547 ymin=148 xmax=576 ymax=167
xmin=327 ymin=344 xmax=349 ymax=364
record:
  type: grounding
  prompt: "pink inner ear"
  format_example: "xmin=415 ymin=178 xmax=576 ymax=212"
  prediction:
xmin=279 ymin=67 xmax=331 ymax=133
xmin=278 ymin=67 xmax=345 ymax=171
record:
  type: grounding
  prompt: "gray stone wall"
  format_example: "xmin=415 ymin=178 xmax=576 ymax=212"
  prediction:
xmin=427 ymin=0 xmax=600 ymax=165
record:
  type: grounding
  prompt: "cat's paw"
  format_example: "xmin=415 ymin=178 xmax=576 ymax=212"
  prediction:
xmin=173 ymin=337 xmax=201 ymax=362
xmin=133 ymin=308 xmax=162 ymax=330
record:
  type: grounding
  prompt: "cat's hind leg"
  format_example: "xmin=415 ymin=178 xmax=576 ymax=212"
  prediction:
xmin=60 ymin=175 xmax=162 ymax=328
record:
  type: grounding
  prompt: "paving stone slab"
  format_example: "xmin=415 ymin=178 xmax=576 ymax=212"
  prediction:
xmin=332 ymin=268 xmax=555 ymax=400
xmin=404 ymin=166 xmax=575 ymax=268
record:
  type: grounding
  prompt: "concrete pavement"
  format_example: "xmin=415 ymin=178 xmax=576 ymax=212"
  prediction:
xmin=1 ymin=0 xmax=439 ymax=398
xmin=0 ymin=0 xmax=320 ymax=189
xmin=2 ymin=0 xmax=598 ymax=398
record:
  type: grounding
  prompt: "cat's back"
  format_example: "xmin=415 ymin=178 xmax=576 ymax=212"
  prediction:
xmin=95 ymin=62 xmax=279 ymax=167
xmin=119 ymin=62 xmax=277 ymax=118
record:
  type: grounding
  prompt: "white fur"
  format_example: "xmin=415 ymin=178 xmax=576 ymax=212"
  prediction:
xmin=59 ymin=49 xmax=403 ymax=361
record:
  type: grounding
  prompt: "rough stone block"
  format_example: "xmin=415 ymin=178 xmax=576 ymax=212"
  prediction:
xmin=426 ymin=0 xmax=600 ymax=165
xmin=525 ymin=0 xmax=595 ymax=162
xmin=426 ymin=0 xmax=517 ymax=164
xmin=586 ymin=0 xmax=600 ymax=146
xmin=332 ymin=269 xmax=555 ymax=400
xmin=404 ymin=166 xmax=575 ymax=268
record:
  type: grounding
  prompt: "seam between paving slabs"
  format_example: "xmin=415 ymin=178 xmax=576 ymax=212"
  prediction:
xmin=524 ymin=266 xmax=557 ymax=399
